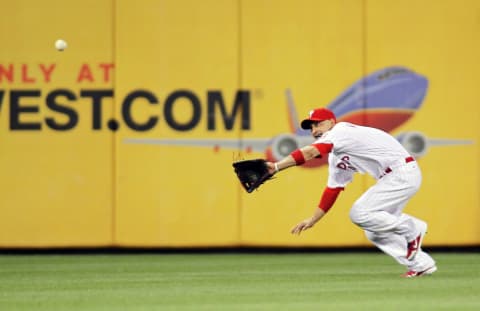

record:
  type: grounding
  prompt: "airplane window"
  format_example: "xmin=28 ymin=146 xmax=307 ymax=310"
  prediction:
xmin=377 ymin=68 xmax=409 ymax=81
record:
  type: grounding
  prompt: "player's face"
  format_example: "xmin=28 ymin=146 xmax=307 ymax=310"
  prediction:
xmin=310 ymin=119 xmax=334 ymax=138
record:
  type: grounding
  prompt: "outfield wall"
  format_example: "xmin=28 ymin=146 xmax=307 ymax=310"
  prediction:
xmin=1 ymin=0 xmax=479 ymax=247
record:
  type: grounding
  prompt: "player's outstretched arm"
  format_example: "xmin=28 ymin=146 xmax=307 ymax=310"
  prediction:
xmin=266 ymin=145 xmax=321 ymax=175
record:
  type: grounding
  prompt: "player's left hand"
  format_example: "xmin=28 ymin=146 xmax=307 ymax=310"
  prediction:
xmin=265 ymin=162 xmax=277 ymax=175
xmin=291 ymin=219 xmax=314 ymax=235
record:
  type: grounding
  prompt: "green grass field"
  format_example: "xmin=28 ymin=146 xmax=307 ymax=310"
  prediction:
xmin=0 ymin=252 xmax=479 ymax=310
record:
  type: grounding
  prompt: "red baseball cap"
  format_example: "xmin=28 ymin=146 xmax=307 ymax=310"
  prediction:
xmin=300 ymin=108 xmax=336 ymax=130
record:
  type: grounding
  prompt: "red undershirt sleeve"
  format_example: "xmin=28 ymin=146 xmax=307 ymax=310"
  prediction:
xmin=318 ymin=187 xmax=344 ymax=212
xmin=312 ymin=143 xmax=333 ymax=157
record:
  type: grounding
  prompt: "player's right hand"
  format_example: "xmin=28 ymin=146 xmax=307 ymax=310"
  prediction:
xmin=290 ymin=219 xmax=314 ymax=235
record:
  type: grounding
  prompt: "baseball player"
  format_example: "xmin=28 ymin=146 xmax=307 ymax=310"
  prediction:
xmin=266 ymin=108 xmax=436 ymax=278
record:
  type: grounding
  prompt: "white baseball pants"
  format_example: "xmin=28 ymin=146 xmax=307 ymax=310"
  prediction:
xmin=349 ymin=161 xmax=435 ymax=271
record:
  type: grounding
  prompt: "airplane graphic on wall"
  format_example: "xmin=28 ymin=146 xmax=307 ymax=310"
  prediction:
xmin=124 ymin=66 xmax=473 ymax=168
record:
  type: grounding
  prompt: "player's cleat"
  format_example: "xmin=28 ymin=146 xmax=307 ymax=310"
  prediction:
xmin=406 ymin=222 xmax=427 ymax=260
xmin=401 ymin=265 xmax=437 ymax=278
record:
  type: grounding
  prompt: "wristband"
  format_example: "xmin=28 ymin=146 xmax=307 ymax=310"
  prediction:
xmin=290 ymin=149 xmax=306 ymax=165
xmin=274 ymin=162 xmax=280 ymax=172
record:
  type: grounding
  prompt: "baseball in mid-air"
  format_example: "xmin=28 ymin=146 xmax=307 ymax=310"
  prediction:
xmin=55 ymin=39 xmax=67 ymax=51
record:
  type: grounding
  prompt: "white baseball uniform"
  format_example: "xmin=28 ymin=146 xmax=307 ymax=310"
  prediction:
xmin=315 ymin=122 xmax=435 ymax=271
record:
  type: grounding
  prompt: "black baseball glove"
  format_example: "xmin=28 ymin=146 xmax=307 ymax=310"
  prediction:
xmin=232 ymin=159 xmax=273 ymax=193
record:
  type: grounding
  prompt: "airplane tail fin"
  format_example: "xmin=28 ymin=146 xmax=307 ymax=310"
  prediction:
xmin=285 ymin=89 xmax=306 ymax=135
